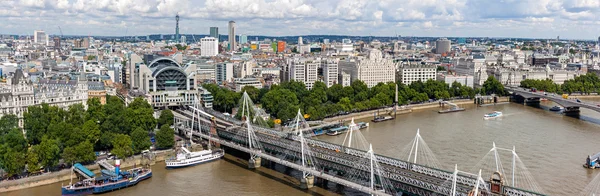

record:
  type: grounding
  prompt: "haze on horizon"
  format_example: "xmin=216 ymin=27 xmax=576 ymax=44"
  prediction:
xmin=2 ymin=0 xmax=600 ymax=40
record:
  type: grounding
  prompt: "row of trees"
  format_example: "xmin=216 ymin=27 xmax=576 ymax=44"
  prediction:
xmin=0 ymin=96 xmax=176 ymax=177
xmin=520 ymin=73 xmax=600 ymax=94
xmin=204 ymin=76 xmax=506 ymax=122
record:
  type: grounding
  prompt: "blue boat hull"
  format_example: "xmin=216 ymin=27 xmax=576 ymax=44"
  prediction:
xmin=61 ymin=172 xmax=152 ymax=195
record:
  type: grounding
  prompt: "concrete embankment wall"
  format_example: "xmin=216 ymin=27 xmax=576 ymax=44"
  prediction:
xmin=0 ymin=149 xmax=174 ymax=193
xmin=324 ymin=99 xmax=479 ymax=122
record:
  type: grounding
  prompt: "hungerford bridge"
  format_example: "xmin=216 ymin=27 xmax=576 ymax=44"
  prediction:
xmin=172 ymin=96 xmax=545 ymax=196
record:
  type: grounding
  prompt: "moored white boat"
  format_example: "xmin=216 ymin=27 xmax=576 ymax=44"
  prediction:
xmin=166 ymin=147 xmax=224 ymax=168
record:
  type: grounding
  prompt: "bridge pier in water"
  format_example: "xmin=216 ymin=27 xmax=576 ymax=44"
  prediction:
xmin=300 ymin=176 xmax=315 ymax=189
xmin=564 ymin=107 xmax=580 ymax=116
xmin=248 ymin=157 xmax=262 ymax=169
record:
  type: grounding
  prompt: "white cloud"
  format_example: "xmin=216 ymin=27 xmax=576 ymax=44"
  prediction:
xmin=0 ymin=0 xmax=599 ymax=39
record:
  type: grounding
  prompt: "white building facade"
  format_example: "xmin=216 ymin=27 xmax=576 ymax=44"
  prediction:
xmin=338 ymin=49 xmax=396 ymax=88
xmin=322 ymin=58 xmax=339 ymax=87
xmin=200 ymin=37 xmax=219 ymax=57
xmin=398 ymin=64 xmax=437 ymax=85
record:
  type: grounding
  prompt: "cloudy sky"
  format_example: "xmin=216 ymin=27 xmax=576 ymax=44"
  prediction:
xmin=2 ymin=0 xmax=600 ymax=39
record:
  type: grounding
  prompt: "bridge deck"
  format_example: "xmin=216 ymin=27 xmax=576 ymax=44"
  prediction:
xmin=176 ymin=107 xmax=545 ymax=196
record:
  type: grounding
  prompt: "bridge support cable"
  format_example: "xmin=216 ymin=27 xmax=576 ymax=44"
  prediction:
xmin=344 ymin=143 xmax=396 ymax=195
xmin=581 ymin=170 xmax=600 ymax=195
xmin=341 ymin=118 xmax=370 ymax=151
xmin=470 ymin=142 xmax=544 ymax=194
xmin=401 ymin=129 xmax=442 ymax=169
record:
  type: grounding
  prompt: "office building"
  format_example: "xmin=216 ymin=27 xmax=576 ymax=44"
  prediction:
xmin=233 ymin=78 xmax=263 ymax=92
xmin=322 ymin=58 xmax=339 ymax=87
xmin=34 ymin=30 xmax=47 ymax=45
xmin=453 ymin=55 xmax=488 ymax=86
xmin=338 ymin=49 xmax=395 ymax=88
xmin=436 ymin=38 xmax=451 ymax=54
xmin=240 ymin=61 xmax=254 ymax=78
xmin=53 ymin=37 xmax=61 ymax=53
xmin=339 ymin=72 xmax=351 ymax=87
xmin=228 ymin=21 xmax=236 ymax=51
xmin=437 ymin=74 xmax=474 ymax=88
xmin=196 ymin=63 xmax=216 ymax=82
xmin=277 ymin=41 xmax=286 ymax=53
xmin=198 ymin=86 xmax=213 ymax=109
xmin=216 ymin=63 xmax=234 ymax=84
xmin=210 ymin=27 xmax=219 ymax=41
xmin=240 ymin=34 xmax=248 ymax=44
xmin=200 ymin=37 xmax=219 ymax=57
xmin=298 ymin=36 xmax=303 ymax=45
xmin=287 ymin=58 xmax=318 ymax=89
xmin=398 ymin=64 xmax=437 ymax=85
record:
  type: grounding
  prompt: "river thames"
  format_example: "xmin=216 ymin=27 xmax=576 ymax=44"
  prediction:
xmin=8 ymin=99 xmax=600 ymax=195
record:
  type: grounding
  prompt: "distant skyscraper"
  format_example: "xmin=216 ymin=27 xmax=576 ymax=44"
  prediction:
xmin=181 ymin=36 xmax=186 ymax=44
xmin=323 ymin=39 xmax=329 ymax=44
xmin=298 ymin=36 xmax=303 ymax=45
xmin=53 ymin=37 xmax=61 ymax=53
xmin=210 ymin=27 xmax=219 ymax=41
xmin=33 ymin=30 xmax=47 ymax=45
xmin=240 ymin=34 xmax=247 ymax=44
xmin=435 ymin=38 xmax=451 ymax=54
xmin=228 ymin=21 xmax=236 ymax=52
xmin=175 ymin=14 xmax=180 ymax=43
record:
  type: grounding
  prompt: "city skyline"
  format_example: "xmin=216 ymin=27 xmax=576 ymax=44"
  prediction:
xmin=2 ymin=0 xmax=600 ymax=40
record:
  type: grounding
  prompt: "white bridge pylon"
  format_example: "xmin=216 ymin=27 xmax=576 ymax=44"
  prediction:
xmin=470 ymin=142 xmax=544 ymax=194
xmin=341 ymin=118 xmax=369 ymax=151
xmin=402 ymin=129 xmax=442 ymax=169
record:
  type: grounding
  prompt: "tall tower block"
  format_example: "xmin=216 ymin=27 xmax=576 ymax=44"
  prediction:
xmin=175 ymin=14 xmax=180 ymax=43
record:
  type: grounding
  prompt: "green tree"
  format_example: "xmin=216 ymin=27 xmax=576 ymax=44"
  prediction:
xmin=24 ymin=104 xmax=51 ymax=145
xmin=67 ymin=104 xmax=86 ymax=127
xmin=3 ymin=129 xmax=27 ymax=153
xmin=261 ymin=88 xmax=299 ymax=120
xmin=327 ymin=84 xmax=344 ymax=103
xmin=3 ymin=148 xmax=25 ymax=176
xmin=87 ymin=55 xmax=96 ymax=60
xmin=38 ymin=137 xmax=60 ymax=171
xmin=26 ymin=147 xmax=41 ymax=173
xmin=86 ymin=97 xmax=104 ymax=123
xmin=158 ymin=109 xmax=175 ymax=127
xmin=482 ymin=76 xmax=505 ymax=95
xmin=111 ymin=134 xmax=133 ymax=159
xmin=81 ymin=120 xmax=101 ymax=143
xmin=156 ymin=125 xmax=175 ymax=149
xmin=61 ymin=146 xmax=77 ymax=165
xmin=0 ymin=114 xmax=18 ymax=135
xmin=131 ymin=127 xmax=152 ymax=154
xmin=75 ymin=141 xmax=96 ymax=163
xmin=241 ymin=86 xmax=260 ymax=102
xmin=126 ymin=107 xmax=157 ymax=132
xmin=337 ymin=97 xmax=353 ymax=112
xmin=128 ymin=97 xmax=152 ymax=111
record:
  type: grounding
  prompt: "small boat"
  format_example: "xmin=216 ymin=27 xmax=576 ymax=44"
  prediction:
xmin=438 ymin=107 xmax=466 ymax=113
xmin=483 ymin=111 xmax=503 ymax=119
xmin=326 ymin=126 xmax=348 ymax=136
xmin=372 ymin=116 xmax=394 ymax=122
xmin=549 ymin=106 xmax=562 ymax=112
xmin=61 ymin=160 xmax=152 ymax=195
xmin=165 ymin=146 xmax=224 ymax=169
xmin=356 ymin=122 xmax=369 ymax=129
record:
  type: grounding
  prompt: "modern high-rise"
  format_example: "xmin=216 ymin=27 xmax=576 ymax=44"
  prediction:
xmin=322 ymin=58 xmax=339 ymax=87
xmin=277 ymin=41 xmax=286 ymax=53
xmin=53 ymin=37 xmax=61 ymax=53
xmin=287 ymin=58 xmax=318 ymax=89
xmin=298 ymin=36 xmax=303 ymax=45
xmin=435 ymin=38 xmax=451 ymax=54
xmin=210 ymin=27 xmax=219 ymax=41
xmin=175 ymin=14 xmax=180 ymax=43
xmin=200 ymin=37 xmax=218 ymax=57
xmin=33 ymin=30 xmax=47 ymax=45
xmin=216 ymin=63 xmax=234 ymax=84
xmin=338 ymin=49 xmax=396 ymax=88
xmin=240 ymin=34 xmax=248 ymax=44
xmin=228 ymin=21 xmax=236 ymax=52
